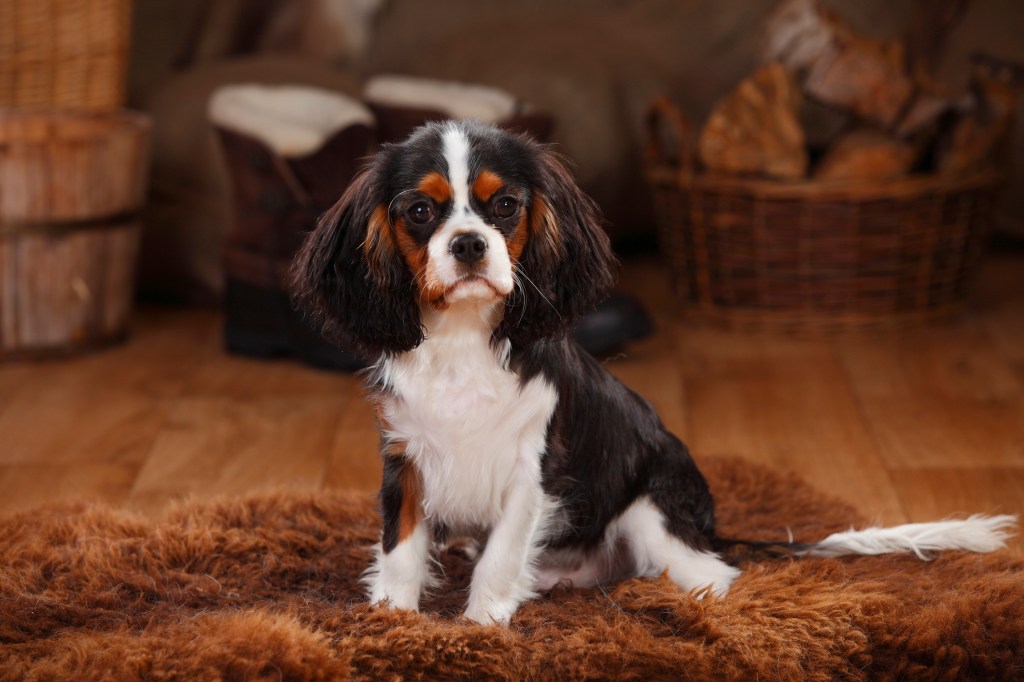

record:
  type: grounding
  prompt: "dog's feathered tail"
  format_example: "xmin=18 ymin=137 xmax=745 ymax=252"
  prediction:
xmin=802 ymin=514 xmax=1017 ymax=559
xmin=715 ymin=514 xmax=1017 ymax=560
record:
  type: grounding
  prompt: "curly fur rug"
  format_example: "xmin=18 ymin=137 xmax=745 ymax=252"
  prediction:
xmin=2 ymin=456 xmax=1022 ymax=681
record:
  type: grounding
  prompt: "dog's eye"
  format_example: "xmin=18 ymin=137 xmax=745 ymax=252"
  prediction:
xmin=407 ymin=201 xmax=434 ymax=225
xmin=492 ymin=196 xmax=520 ymax=220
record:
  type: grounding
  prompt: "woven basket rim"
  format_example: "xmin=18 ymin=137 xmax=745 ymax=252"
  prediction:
xmin=645 ymin=164 xmax=1001 ymax=201
xmin=0 ymin=109 xmax=151 ymax=147
xmin=0 ymin=108 xmax=151 ymax=126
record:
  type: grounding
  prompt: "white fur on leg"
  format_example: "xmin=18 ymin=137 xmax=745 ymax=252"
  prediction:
xmin=464 ymin=474 xmax=550 ymax=625
xmin=617 ymin=497 xmax=741 ymax=597
xmin=365 ymin=523 xmax=433 ymax=611
xmin=805 ymin=514 xmax=1018 ymax=559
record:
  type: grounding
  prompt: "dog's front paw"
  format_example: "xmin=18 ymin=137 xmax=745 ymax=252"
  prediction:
xmin=463 ymin=593 xmax=521 ymax=626
xmin=370 ymin=593 xmax=420 ymax=612
xmin=369 ymin=580 xmax=421 ymax=612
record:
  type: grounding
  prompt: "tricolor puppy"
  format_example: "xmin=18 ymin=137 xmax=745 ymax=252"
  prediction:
xmin=291 ymin=120 xmax=1016 ymax=625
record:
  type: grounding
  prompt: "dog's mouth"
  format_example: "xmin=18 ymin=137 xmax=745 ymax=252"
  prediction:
xmin=428 ymin=275 xmax=508 ymax=308
xmin=448 ymin=275 xmax=505 ymax=299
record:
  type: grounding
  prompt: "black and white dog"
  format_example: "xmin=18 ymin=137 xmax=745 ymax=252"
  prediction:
xmin=291 ymin=120 xmax=1015 ymax=625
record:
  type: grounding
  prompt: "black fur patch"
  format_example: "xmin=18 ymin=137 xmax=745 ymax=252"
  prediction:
xmin=289 ymin=149 xmax=424 ymax=357
xmin=379 ymin=454 xmax=407 ymax=554
xmin=514 ymin=340 xmax=716 ymax=553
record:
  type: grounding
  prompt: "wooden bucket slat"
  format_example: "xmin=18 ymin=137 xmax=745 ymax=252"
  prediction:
xmin=0 ymin=110 xmax=150 ymax=359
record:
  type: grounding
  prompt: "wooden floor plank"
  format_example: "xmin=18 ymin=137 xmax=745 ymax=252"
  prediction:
xmin=0 ymin=461 xmax=139 ymax=515
xmin=0 ymin=308 xmax=220 ymax=466
xmin=324 ymin=388 xmax=382 ymax=494
xmin=0 ymin=369 xmax=177 ymax=466
xmin=184 ymin=353 xmax=351 ymax=399
xmin=836 ymin=322 xmax=1024 ymax=470
xmin=676 ymin=327 xmax=908 ymax=524
xmin=119 ymin=315 xmax=353 ymax=514
xmin=0 ymin=364 xmax=32 ymax=411
xmin=889 ymin=467 xmax=1024 ymax=553
xmin=975 ymin=253 xmax=1024 ymax=379
xmin=127 ymin=394 xmax=343 ymax=515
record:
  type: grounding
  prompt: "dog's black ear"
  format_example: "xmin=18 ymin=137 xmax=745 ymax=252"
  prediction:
xmin=499 ymin=148 xmax=617 ymax=347
xmin=290 ymin=158 xmax=423 ymax=357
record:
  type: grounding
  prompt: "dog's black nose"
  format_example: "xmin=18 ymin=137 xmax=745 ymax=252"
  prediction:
xmin=449 ymin=233 xmax=487 ymax=265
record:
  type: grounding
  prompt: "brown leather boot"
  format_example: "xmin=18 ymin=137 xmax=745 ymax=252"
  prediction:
xmin=211 ymin=85 xmax=375 ymax=369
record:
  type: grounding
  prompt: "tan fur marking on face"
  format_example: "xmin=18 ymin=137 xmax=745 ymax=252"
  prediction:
xmin=391 ymin=217 xmax=448 ymax=309
xmin=529 ymin=192 xmax=562 ymax=258
xmin=392 ymin=217 xmax=429 ymax=285
xmin=417 ymin=172 xmax=452 ymax=204
xmin=472 ymin=170 xmax=505 ymax=203
xmin=363 ymin=205 xmax=394 ymax=277
xmin=398 ymin=463 xmax=423 ymax=542
xmin=420 ymin=272 xmax=449 ymax=311
xmin=392 ymin=217 xmax=426 ymax=271
xmin=507 ymin=210 xmax=529 ymax=263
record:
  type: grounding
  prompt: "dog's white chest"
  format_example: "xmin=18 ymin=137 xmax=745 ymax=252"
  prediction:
xmin=377 ymin=326 xmax=556 ymax=528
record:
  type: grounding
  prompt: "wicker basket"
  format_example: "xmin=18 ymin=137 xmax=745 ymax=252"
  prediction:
xmin=644 ymin=97 xmax=1001 ymax=332
xmin=0 ymin=0 xmax=133 ymax=111
xmin=0 ymin=110 xmax=151 ymax=359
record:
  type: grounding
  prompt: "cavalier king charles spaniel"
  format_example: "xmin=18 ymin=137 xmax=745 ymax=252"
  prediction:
xmin=291 ymin=120 xmax=1015 ymax=625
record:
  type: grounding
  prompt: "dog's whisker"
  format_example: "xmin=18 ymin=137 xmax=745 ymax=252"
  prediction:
xmin=512 ymin=274 xmax=528 ymax=327
xmin=516 ymin=268 xmax=562 ymax=319
xmin=387 ymin=187 xmax=418 ymax=217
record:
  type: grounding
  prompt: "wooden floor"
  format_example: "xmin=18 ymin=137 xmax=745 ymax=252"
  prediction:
xmin=1 ymin=251 xmax=1022 ymax=551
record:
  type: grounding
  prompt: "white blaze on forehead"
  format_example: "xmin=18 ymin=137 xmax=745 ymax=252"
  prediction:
xmin=441 ymin=123 xmax=472 ymax=211
xmin=427 ymin=121 xmax=514 ymax=300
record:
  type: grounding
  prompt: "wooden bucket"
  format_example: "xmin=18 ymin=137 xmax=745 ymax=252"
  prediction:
xmin=0 ymin=110 xmax=151 ymax=358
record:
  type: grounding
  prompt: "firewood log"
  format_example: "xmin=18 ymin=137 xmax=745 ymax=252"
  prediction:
xmin=698 ymin=63 xmax=808 ymax=181
xmin=937 ymin=57 xmax=1019 ymax=176
xmin=896 ymin=91 xmax=958 ymax=139
xmin=760 ymin=0 xmax=835 ymax=73
xmin=813 ymin=128 xmax=917 ymax=182
xmin=763 ymin=0 xmax=915 ymax=130
xmin=804 ymin=33 xmax=914 ymax=130
xmin=894 ymin=71 xmax=968 ymax=140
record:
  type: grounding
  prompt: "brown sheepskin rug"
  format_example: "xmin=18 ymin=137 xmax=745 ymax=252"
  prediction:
xmin=2 ymin=456 xmax=1022 ymax=681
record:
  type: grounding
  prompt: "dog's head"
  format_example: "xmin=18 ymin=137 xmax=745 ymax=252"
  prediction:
xmin=290 ymin=119 xmax=615 ymax=357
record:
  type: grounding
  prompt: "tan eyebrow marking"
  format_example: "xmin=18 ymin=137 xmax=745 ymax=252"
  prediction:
xmin=472 ymin=169 xmax=505 ymax=203
xmin=363 ymin=205 xmax=394 ymax=277
xmin=417 ymin=171 xmax=452 ymax=203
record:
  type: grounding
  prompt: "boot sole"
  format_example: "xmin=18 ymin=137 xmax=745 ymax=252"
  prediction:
xmin=224 ymin=279 xmax=365 ymax=371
